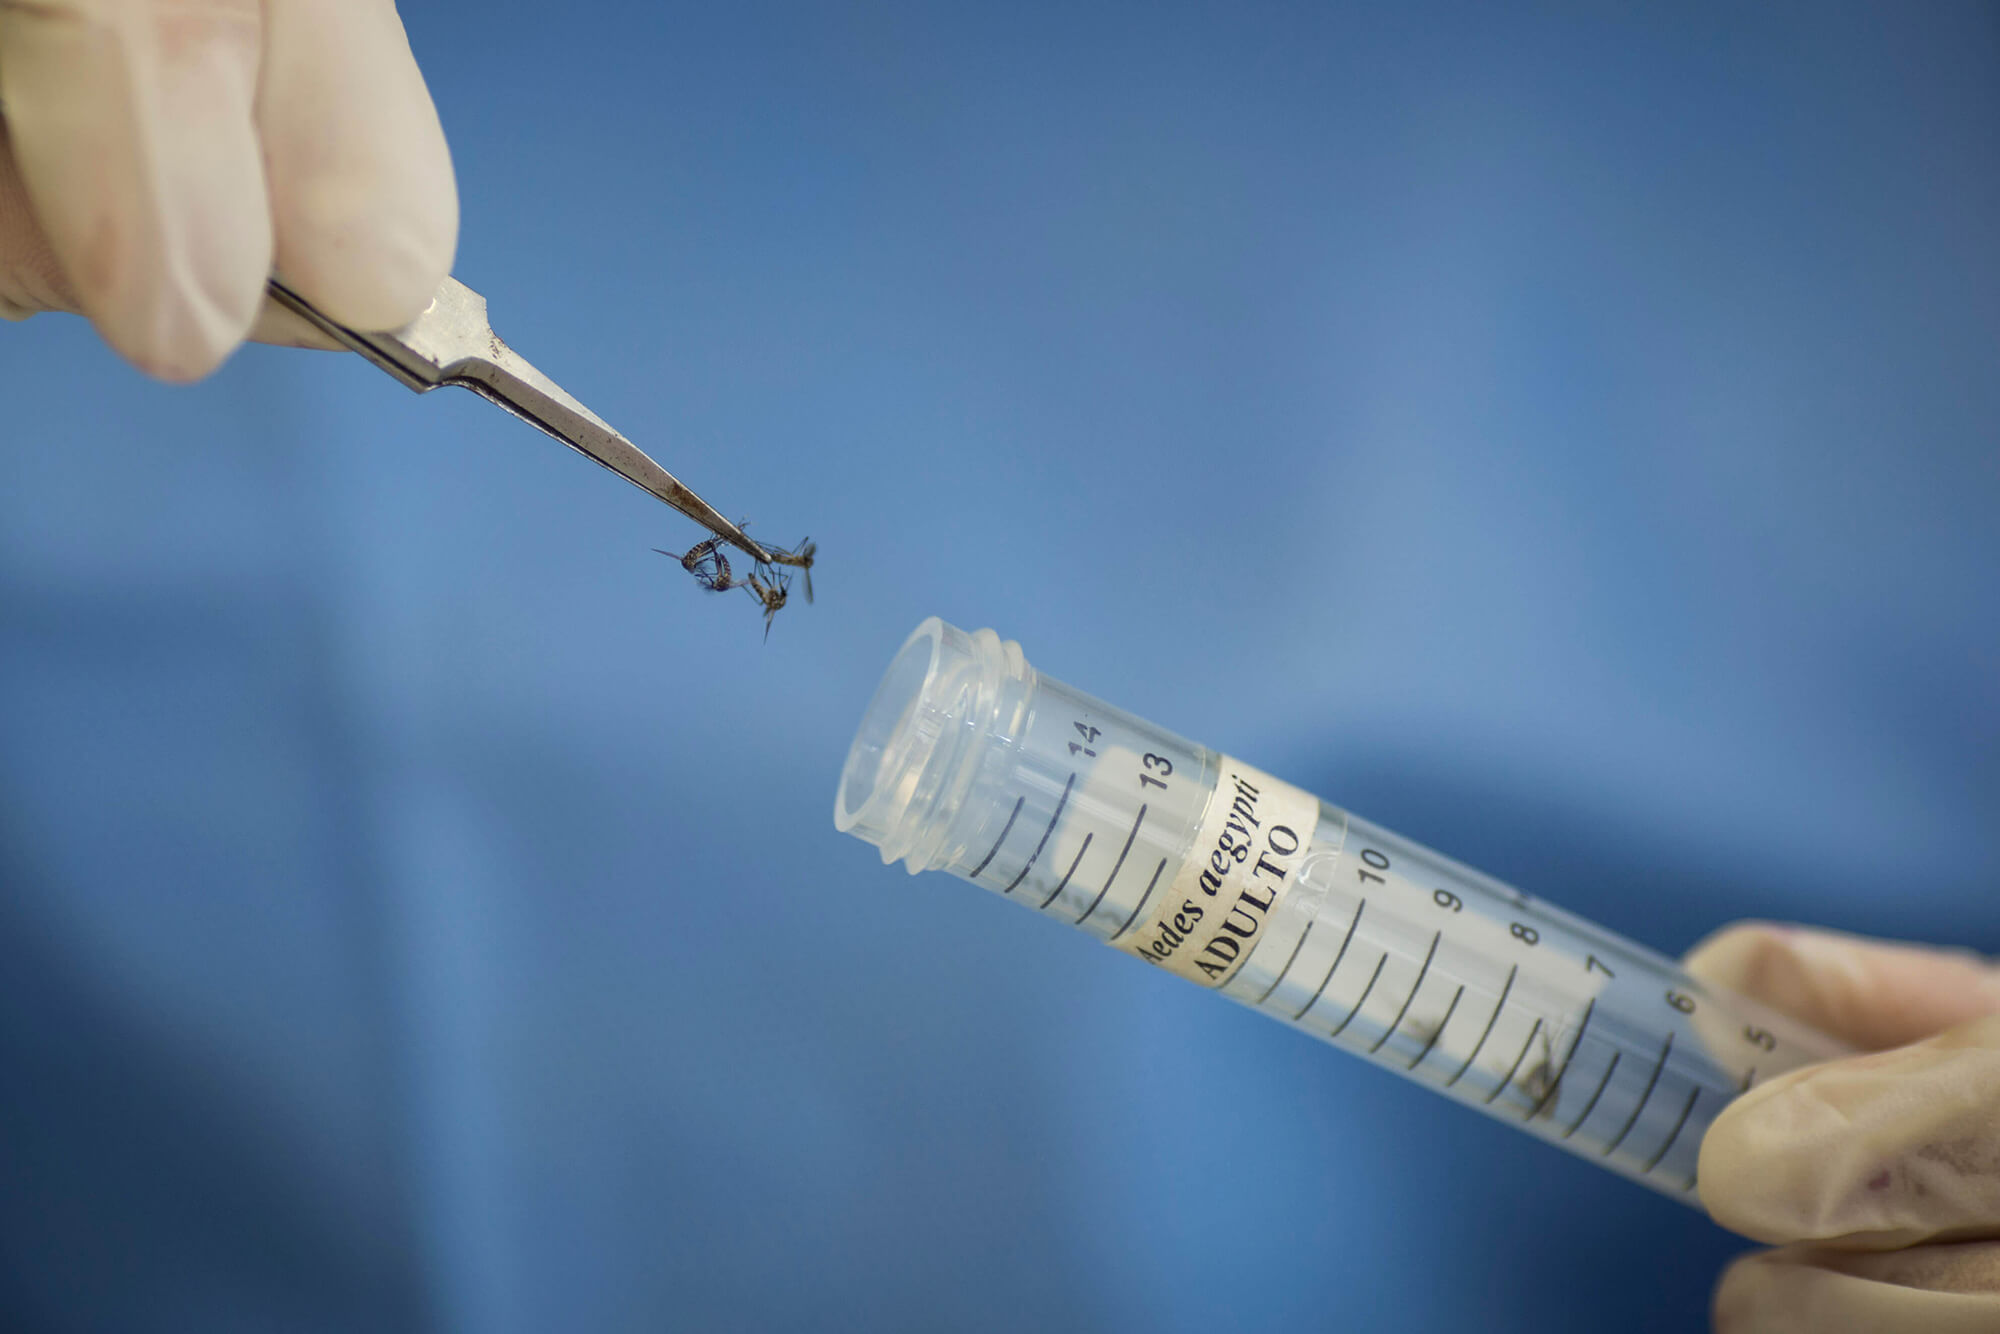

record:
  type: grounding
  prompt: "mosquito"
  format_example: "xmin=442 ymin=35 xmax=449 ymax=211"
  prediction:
xmin=656 ymin=526 xmax=817 ymax=639
xmin=658 ymin=535 xmax=736 ymax=593
xmin=764 ymin=537 xmax=816 ymax=605
xmin=742 ymin=565 xmax=792 ymax=640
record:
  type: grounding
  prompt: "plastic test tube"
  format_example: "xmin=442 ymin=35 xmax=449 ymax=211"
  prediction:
xmin=833 ymin=618 xmax=1848 ymax=1202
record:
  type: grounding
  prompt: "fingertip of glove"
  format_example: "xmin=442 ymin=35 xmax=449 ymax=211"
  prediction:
xmin=1698 ymin=1077 xmax=1817 ymax=1244
xmin=1711 ymin=1251 xmax=1785 ymax=1334
xmin=1716 ymin=1244 xmax=2000 ymax=1332
xmin=1711 ymin=1250 xmax=1858 ymax=1334
xmin=1684 ymin=921 xmax=1794 ymax=991
xmin=276 ymin=171 xmax=457 ymax=334
xmin=1686 ymin=922 xmax=2000 ymax=1052
xmin=1700 ymin=1017 xmax=2000 ymax=1249
xmin=94 ymin=270 xmax=263 ymax=383
xmin=1700 ymin=1055 xmax=1915 ymax=1247
xmin=109 ymin=325 xmax=233 ymax=383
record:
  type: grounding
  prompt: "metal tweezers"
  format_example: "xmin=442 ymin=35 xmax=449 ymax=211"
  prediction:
xmin=267 ymin=275 xmax=775 ymax=566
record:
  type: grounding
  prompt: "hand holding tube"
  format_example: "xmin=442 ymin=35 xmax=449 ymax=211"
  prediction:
xmin=1687 ymin=924 xmax=2000 ymax=1332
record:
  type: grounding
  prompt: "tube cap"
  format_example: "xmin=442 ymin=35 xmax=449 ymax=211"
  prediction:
xmin=834 ymin=618 xmax=1030 ymax=872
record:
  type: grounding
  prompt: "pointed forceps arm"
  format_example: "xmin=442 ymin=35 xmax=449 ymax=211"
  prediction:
xmin=267 ymin=276 xmax=773 ymax=566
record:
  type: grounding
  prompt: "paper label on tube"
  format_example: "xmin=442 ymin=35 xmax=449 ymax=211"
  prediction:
xmin=1113 ymin=756 xmax=1319 ymax=988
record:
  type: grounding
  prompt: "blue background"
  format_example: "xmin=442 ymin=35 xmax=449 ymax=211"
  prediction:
xmin=3 ymin=3 xmax=1997 ymax=1331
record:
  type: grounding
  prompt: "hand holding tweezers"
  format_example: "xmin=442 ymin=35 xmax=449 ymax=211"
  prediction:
xmin=267 ymin=275 xmax=774 ymax=565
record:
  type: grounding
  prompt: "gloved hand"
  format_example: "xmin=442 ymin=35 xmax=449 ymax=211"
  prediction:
xmin=0 ymin=0 xmax=456 ymax=381
xmin=1686 ymin=922 xmax=2000 ymax=1333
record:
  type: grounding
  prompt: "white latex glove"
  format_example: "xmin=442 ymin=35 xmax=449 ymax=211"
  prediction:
xmin=0 ymin=0 xmax=457 ymax=381
xmin=1686 ymin=923 xmax=2000 ymax=1333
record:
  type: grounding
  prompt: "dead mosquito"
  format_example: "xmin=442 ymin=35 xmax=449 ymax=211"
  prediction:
xmin=658 ymin=535 xmax=735 ymax=592
xmin=657 ymin=528 xmax=818 ymax=639
xmin=764 ymin=536 xmax=815 ymax=605
xmin=742 ymin=565 xmax=792 ymax=640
